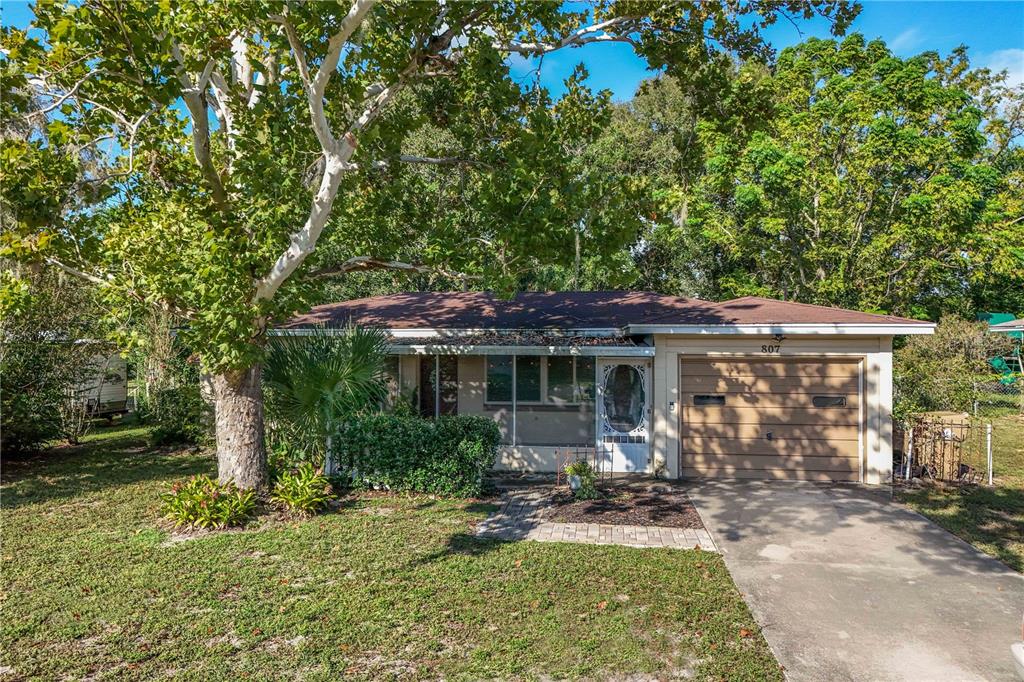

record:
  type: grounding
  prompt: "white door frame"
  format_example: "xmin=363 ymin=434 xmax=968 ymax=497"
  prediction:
xmin=595 ymin=358 xmax=652 ymax=473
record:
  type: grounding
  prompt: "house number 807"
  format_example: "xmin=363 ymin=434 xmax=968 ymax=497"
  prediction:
xmin=761 ymin=344 xmax=781 ymax=353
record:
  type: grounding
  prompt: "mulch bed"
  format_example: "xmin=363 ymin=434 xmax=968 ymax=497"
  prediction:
xmin=543 ymin=488 xmax=706 ymax=529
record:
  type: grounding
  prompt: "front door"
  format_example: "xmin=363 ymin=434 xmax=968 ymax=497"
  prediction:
xmin=597 ymin=359 xmax=651 ymax=472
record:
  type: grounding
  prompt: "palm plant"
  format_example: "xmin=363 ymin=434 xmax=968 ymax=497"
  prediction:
xmin=263 ymin=325 xmax=390 ymax=465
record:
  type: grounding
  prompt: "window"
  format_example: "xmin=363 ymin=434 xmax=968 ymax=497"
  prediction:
xmin=487 ymin=356 xmax=596 ymax=405
xmin=547 ymin=357 xmax=575 ymax=403
xmin=575 ymin=357 xmax=595 ymax=401
xmin=516 ymin=356 xmax=541 ymax=402
xmin=485 ymin=356 xmax=513 ymax=402
xmin=420 ymin=356 xmax=459 ymax=418
xmin=693 ymin=394 xmax=726 ymax=406
xmin=812 ymin=395 xmax=847 ymax=408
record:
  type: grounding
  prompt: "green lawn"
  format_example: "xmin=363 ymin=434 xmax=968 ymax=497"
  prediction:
xmin=899 ymin=412 xmax=1024 ymax=572
xmin=0 ymin=426 xmax=780 ymax=681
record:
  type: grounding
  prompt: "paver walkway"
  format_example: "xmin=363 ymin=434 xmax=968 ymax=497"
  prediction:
xmin=476 ymin=489 xmax=717 ymax=551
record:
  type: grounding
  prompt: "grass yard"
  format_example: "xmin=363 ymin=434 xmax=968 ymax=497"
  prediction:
xmin=0 ymin=426 xmax=780 ymax=681
xmin=899 ymin=412 xmax=1024 ymax=572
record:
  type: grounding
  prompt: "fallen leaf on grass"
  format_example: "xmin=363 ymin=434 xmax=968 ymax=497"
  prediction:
xmin=739 ymin=628 xmax=752 ymax=638
xmin=597 ymin=601 xmax=608 ymax=610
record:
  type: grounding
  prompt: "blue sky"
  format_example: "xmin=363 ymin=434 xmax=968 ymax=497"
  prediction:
xmin=506 ymin=1 xmax=1024 ymax=99
xmin=3 ymin=0 xmax=1022 ymax=101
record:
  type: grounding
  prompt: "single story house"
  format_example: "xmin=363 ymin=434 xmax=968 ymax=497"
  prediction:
xmin=279 ymin=291 xmax=934 ymax=484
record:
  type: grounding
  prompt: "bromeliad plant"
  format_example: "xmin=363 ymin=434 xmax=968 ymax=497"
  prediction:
xmin=270 ymin=463 xmax=334 ymax=516
xmin=160 ymin=475 xmax=256 ymax=529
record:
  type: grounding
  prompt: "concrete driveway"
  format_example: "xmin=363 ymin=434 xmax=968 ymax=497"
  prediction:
xmin=687 ymin=480 xmax=1024 ymax=681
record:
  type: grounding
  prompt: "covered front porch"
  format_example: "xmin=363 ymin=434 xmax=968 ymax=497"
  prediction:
xmin=387 ymin=333 xmax=657 ymax=474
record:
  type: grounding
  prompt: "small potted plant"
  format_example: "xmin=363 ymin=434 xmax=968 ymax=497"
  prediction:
xmin=564 ymin=460 xmax=596 ymax=496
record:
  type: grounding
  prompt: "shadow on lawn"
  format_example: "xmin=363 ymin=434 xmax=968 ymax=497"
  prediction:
xmin=1 ymin=432 xmax=211 ymax=510
xmin=409 ymin=531 xmax=509 ymax=567
xmin=901 ymin=483 xmax=1024 ymax=572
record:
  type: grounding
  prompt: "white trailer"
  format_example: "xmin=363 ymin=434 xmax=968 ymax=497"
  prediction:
xmin=75 ymin=353 xmax=129 ymax=417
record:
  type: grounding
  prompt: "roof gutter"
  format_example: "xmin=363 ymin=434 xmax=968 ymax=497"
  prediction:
xmin=627 ymin=323 xmax=936 ymax=336
xmin=270 ymin=327 xmax=623 ymax=338
xmin=388 ymin=344 xmax=653 ymax=357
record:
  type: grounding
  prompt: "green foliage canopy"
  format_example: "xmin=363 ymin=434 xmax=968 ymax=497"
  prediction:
xmin=0 ymin=0 xmax=859 ymax=373
xmin=593 ymin=36 xmax=1023 ymax=318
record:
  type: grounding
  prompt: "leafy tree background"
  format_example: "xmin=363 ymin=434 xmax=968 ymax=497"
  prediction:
xmin=539 ymin=36 xmax=1022 ymax=319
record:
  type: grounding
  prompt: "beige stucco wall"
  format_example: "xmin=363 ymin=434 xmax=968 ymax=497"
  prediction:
xmin=493 ymin=445 xmax=565 ymax=472
xmin=652 ymin=334 xmax=894 ymax=484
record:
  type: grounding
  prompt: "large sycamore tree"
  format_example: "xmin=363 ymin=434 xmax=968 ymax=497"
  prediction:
xmin=0 ymin=0 xmax=856 ymax=488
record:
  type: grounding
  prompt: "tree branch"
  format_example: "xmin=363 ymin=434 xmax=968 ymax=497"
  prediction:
xmin=275 ymin=0 xmax=378 ymax=155
xmin=366 ymin=154 xmax=486 ymax=170
xmin=45 ymin=257 xmax=107 ymax=285
xmin=169 ymin=40 xmax=229 ymax=206
xmin=254 ymin=5 xmax=482 ymax=302
xmin=28 ymin=69 xmax=107 ymax=117
xmin=306 ymin=256 xmax=480 ymax=281
xmin=495 ymin=16 xmax=640 ymax=55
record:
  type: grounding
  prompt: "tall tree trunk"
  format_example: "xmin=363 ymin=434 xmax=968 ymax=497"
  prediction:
xmin=213 ymin=365 xmax=267 ymax=490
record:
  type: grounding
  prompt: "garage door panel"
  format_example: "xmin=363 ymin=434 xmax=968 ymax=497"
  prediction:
xmin=679 ymin=378 xmax=864 ymax=401
xmin=683 ymin=360 xmax=859 ymax=379
xmin=680 ymin=375 xmax=859 ymax=393
xmin=680 ymin=389 xmax=860 ymax=409
xmin=682 ymin=421 xmax=859 ymax=441
xmin=682 ymin=466 xmax=860 ymax=482
xmin=683 ymin=436 xmax=859 ymax=458
xmin=682 ymin=406 xmax=859 ymax=426
xmin=685 ymin=453 xmax=858 ymax=472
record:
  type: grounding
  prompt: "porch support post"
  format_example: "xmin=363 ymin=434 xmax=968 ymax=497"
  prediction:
xmin=511 ymin=355 xmax=517 ymax=446
xmin=434 ymin=354 xmax=440 ymax=419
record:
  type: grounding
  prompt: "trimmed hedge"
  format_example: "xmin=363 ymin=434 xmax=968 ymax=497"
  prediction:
xmin=335 ymin=414 xmax=500 ymax=497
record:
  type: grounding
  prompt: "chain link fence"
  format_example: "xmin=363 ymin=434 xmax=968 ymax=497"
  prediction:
xmin=972 ymin=379 xmax=1024 ymax=418
xmin=894 ymin=377 xmax=1021 ymax=484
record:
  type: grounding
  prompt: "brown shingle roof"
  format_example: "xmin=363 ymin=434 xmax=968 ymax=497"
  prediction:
xmin=280 ymin=291 xmax=930 ymax=330
xmin=692 ymin=296 xmax=930 ymax=326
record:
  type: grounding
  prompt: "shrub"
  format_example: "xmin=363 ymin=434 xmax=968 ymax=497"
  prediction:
xmin=160 ymin=475 xmax=256 ymax=529
xmin=271 ymin=463 xmax=334 ymax=516
xmin=0 ymin=267 xmax=111 ymax=454
xmin=336 ymin=414 xmax=501 ymax=497
xmin=143 ymin=384 xmax=209 ymax=446
xmin=564 ymin=460 xmax=599 ymax=500
xmin=267 ymin=439 xmax=312 ymax=484
xmin=894 ymin=316 xmax=1014 ymax=420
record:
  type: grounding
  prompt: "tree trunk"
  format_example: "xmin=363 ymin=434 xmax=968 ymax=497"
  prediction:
xmin=213 ymin=365 xmax=267 ymax=490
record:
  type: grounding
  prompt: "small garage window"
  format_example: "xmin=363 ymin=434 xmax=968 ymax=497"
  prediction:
xmin=812 ymin=395 xmax=847 ymax=408
xmin=693 ymin=394 xmax=726 ymax=406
